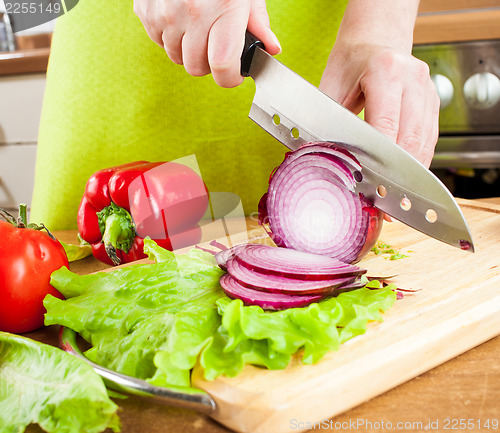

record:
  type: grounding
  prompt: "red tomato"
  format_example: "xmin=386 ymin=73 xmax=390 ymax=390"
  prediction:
xmin=0 ymin=221 xmax=69 ymax=333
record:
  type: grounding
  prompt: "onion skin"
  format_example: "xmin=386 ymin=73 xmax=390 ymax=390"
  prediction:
xmin=259 ymin=142 xmax=383 ymax=264
xmin=355 ymin=197 xmax=384 ymax=262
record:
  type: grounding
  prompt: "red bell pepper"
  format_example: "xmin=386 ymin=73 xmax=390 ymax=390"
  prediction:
xmin=77 ymin=161 xmax=209 ymax=266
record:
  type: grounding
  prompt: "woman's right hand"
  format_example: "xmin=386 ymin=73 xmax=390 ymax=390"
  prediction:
xmin=133 ymin=0 xmax=281 ymax=88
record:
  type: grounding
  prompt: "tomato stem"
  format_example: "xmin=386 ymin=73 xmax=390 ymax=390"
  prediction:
xmin=18 ymin=203 xmax=28 ymax=227
xmin=0 ymin=208 xmax=17 ymax=225
xmin=0 ymin=204 xmax=57 ymax=240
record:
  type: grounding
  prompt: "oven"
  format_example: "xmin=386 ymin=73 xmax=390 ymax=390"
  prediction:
xmin=412 ymin=39 xmax=500 ymax=198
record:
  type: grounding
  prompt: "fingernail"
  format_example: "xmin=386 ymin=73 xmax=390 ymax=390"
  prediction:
xmin=269 ymin=29 xmax=282 ymax=54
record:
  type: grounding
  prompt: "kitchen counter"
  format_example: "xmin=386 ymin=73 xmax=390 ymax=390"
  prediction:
xmin=0 ymin=47 xmax=49 ymax=76
xmin=0 ymin=34 xmax=51 ymax=76
xmin=414 ymin=0 xmax=500 ymax=44
xmin=23 ymin=205 xmax=500 ymax=433
xmin=413 ymin=8 xmax=500 ymax=44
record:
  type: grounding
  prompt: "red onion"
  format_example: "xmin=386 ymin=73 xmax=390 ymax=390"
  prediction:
xmin=229 ymin=244 xmax=364 ymax=279
xmin=226 ymin=257 xmax=356 ymax=295
xmin=259 ymin=142 xmax=383 ymax=264
xmin=216 ymin=244 xmax=368 ymax=310
xmin=219 ymin=274 xmax=324 ymax=310
xmin=215 ymin=247 xmax=237 ymax=271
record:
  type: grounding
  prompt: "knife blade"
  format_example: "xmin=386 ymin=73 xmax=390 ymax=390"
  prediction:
xmin=241 ymin=32 xmax=474 ymax=252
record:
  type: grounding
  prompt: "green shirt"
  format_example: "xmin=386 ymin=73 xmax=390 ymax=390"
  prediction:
xmin=30 ymin=0 xmax=348 ymax=229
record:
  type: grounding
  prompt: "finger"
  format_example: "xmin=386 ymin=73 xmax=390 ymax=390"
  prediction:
xmin=181 ymin=24 xmax=211 ymax=76
xmin=318 ymin=52 xmax=365 ymax=114
xmin=160 ymin=6 xmax=187 ymax=65
xmin=338 ymin=88 xmax=365 ymax=115
xmin=397 ymin=87 xmax=426 ymax=160
xmin=144 ymin=22 xmax=165 ymax=49
xmin=248 ymin=0 xmax=281 ymax=55
xmin=362 ymin=70 xmax=403 ymax=145
xmin=208 ymin=7 xmax=250 ymax=88
xmin=420 ymin=81 xmax=440 ymax=168
xmin=133 ymin=1 xmax=164 ymax=48
xmin=396 ymin=61 xmax=431 ymax=162
xmin=162 ymin=29 xmax=184 ymax=65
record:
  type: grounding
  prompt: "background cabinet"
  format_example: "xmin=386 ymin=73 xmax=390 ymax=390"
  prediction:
xmin=0 ymin=73 xmax=45 ymax=212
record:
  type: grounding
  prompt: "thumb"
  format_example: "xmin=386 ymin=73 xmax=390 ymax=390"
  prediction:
xmin=248 ymin=0 xmax=281 ymax=55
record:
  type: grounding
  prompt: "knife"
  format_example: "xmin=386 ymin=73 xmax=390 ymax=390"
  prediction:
xmin=241 ymin=32 xmax=474 ymax=253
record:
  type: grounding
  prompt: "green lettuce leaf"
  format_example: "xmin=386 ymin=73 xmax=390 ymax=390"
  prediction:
xmin=45 ymin=241 xmax=226 ymax=388
xmin=199 ymin=285 xmax=396 ymax=379
xmin=59 ymin=240 xmax=93 ymax=262
xmin=44 ymin=239 xmax=397 ymax=390
xmin=0 ymin=332 xmax=120 ymax=433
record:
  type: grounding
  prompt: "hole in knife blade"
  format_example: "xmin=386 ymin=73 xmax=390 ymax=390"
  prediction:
xmin=400 ymin=197 xmax=412 ymax=211
xmin=272 ymin=114 xmax=281 ymax=126
xmin=291 ymin=127 xmax=300 ymax=139
xmin=354 ymin=171 xmax=363 ymax=183
xmin=376 ymin=185 xmax=387 ymax=198
xmin=426 ymin=208 xmax=438 ymax=223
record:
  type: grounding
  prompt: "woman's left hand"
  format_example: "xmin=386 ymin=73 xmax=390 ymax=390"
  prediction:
xmin=319 ymin=0 xmax=440 ymax=168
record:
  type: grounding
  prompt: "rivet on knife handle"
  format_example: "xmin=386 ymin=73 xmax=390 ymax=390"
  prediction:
xmin=241 ymin=31 xmax=265 ymax=77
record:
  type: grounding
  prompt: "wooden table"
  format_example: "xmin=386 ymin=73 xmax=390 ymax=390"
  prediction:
xmin=25 ymin=204 xmax=500 ymax=433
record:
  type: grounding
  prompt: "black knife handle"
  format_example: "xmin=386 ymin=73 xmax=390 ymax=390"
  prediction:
xmin=241 ymin=31 xmax=265 ymax=77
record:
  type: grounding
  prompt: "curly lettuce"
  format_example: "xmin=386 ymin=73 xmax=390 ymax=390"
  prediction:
xmin=44 ymin=239 xmax=396 ymax=390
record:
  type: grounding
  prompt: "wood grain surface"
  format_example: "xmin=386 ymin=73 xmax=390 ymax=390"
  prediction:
xmin=26 ymin=199 xmax=500 ymax=433
xmin=414 ymin=9 xmax=500 ymax=44
xmin=418 ymin=0 xmax=500 ymax=13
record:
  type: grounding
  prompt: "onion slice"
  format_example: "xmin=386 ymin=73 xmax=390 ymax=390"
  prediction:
xmin=260 ymin=141 xmax=383 ymax=264
xmin=220 ymin=274 xmax=324 ymax=310
xmin=215 ymin=245 xmax=243 ymax=271
xmin=216 ymin=244 xmax=369 ymax=310
xmin=229 ymin=244 xmax=365 ymax=280
xmin=226 ymin=257 xmax=356 ymax=295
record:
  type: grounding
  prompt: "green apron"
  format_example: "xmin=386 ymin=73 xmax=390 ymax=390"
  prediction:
xmin=30 ymin=0 xmax=348 ymax=229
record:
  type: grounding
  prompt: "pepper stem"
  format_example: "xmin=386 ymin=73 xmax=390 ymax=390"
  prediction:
xmin=98 ymin=203 xmax=136 ymax=265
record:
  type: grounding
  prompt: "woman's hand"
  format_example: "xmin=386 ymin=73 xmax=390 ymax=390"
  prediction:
xmin=319 ymin=0 xmax=439 ymax=168
xmin=133 ymin=0 xmax=281 ymax=88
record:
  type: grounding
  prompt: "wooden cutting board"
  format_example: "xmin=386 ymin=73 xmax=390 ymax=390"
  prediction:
xmin=183 ymin=198 xmax=500 ymax=433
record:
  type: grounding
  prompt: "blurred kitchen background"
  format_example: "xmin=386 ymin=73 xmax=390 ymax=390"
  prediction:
xmin=1 ymin=0 xmax=500 ymax=216
xmin=1 ymin=0 xmax=54 ymax=215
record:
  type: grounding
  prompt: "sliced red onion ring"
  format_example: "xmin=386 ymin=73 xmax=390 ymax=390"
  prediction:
xmin=220 ymin=274 xmax=324 ymax=310
xmin=277 ymin=174 xmax=365 ymax=260
xmin=261 ymin=142 xmax=383 ymax=264
xmin=276 ymin=142 xmax=362 ymax=174
xmin=226 ymin=257 xmax=356 ymax=295
xmin=231 ymin=244 xmax=365 ymax=280
xmin=209 ymin=240 xmax=228 ymax=251
xmin=214 ymin=244 xmax=249 ymax=271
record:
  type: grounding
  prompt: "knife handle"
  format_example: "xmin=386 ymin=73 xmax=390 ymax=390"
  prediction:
xmin=241 ymin=31 xmax=265 ymax=77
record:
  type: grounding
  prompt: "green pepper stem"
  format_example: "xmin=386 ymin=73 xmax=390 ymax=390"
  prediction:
xmin=98 ymin=204 xmax=136 ymax=265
